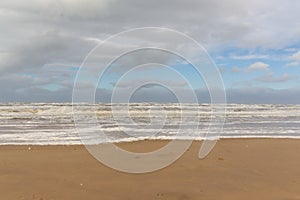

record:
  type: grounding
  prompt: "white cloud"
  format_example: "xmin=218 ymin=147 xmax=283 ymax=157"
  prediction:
xmin=290 ymin=51 xmax=300 ymax=60
xmin=256 ymin=73 xmax=292 ymax=83
xmin=284 ymin=48 xmax=298 ymax=52
xmin=247 ymin=62 xmax=270 ymax=72
xmin=285 ymin=62 xmax=299 ymax=67
xmin=218 ymin=66 xmax=227 ymax=73
xmin=230 ymin=54 xmax=269 ymax=60
xmin=231 ymin=67 xmax=241 ymax=73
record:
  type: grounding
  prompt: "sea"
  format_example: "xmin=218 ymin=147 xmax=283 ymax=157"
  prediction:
xmin=0 ymin=103 xmax=300 ymax=145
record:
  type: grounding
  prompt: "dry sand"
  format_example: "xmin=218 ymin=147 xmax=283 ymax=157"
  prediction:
xmin=1 ymin=139 xmax=300 ymax=200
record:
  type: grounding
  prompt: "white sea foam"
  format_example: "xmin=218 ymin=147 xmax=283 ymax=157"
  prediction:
xmin=0 ymin=103 xmax=300 ymax=145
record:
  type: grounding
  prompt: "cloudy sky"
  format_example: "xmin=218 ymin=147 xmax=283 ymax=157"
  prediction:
xmin=0 ymin=0 xmax=300 ymax=103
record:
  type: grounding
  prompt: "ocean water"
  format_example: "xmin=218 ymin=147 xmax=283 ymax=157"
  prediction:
xmin=0 ymin=103 xmax=300 ymax=145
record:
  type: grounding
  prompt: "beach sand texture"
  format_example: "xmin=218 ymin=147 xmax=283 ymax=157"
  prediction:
xmin=1 ymin=139 xmax=300 ymax=200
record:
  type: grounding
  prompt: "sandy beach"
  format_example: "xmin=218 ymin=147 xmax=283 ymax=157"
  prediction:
xmin=1 ymin=139 xmax=300 ymax=200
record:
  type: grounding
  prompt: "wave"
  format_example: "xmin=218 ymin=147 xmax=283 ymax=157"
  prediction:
xmin=0 ymin=103 xmax=300 ymax=145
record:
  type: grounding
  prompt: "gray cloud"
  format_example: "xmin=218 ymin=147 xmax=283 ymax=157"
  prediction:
xmin=227 ymin=87 xmax=300 ymax=104
xmin=110 ymin=79 xmax=188 ymax=89
xmin=1 ymin=0 xmax=300 ymax=50
xmin=2 ymin=82 xmax=300 ymax=104
xmin=0 ymin=0 xmax=300 ymax=103
xmin=0 ymin=31 xmax=94 ymax=74
xmin=73 ymin=86 xmax=300 ymax=104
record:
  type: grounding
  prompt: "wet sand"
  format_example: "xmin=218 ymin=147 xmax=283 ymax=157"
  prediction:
xmin=1 ymin=139 xmax=300 ymax=200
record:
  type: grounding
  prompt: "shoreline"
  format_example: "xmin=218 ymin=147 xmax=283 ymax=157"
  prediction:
xmin=2 ymin=136 xmax=300 ymax=146
xmin=1 ymin=139 xmax=300 ymax=199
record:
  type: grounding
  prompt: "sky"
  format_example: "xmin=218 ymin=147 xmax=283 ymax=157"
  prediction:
xmin=0 ymin=0 xmax=300 ymax=103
